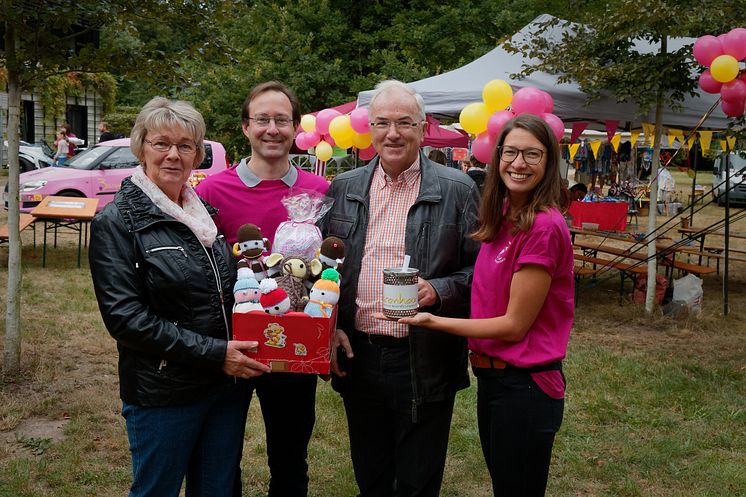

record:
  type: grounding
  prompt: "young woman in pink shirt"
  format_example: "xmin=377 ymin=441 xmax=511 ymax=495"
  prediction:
xmin=397 ymin=114 xmax=574 ymax=496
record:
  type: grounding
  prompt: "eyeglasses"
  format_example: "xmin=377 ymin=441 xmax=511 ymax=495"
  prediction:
xmin=144 ymin=139 xmax=197 ymax=155
xmin=248 ymin=116 xmax=293 ymax=128
xmin=498 ymin=146 xmax=545 ymax=165
xmin=369 ymin=120 xmax=424 ymax=132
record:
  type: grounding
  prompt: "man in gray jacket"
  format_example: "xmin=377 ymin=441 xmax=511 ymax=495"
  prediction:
xmin=319 ymin=80 xmax=480 ymax=497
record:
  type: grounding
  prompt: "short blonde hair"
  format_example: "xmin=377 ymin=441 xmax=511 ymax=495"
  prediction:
xmin=130 ymin=97 xmax=206 ymax=165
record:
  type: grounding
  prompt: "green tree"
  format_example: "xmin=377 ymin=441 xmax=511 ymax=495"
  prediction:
xmin=1 ymin=0 xmax=232 ymax=375
xmin=510 ymin=0 xmax=746 ymax=312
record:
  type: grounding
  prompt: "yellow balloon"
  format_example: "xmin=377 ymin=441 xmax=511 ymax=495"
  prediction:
xmin=335 ymin=135 xmax=354 ymax=150
xmin=482 ymin=79 xmax=513 ymax=111
xmin=300 ymin=114 xmax=316 ymax=132
xmin=459 ymin=102 xmax=491 ymax=135
xmin=315 ymin=140 xmax=333 ymax=161
xmin=710 ymin=55 xmax=740 ymax=83
xmin=352 ymin=132 xmax=372 ymax=149
xmin=329 ymin=115 xmax=355 ymax=143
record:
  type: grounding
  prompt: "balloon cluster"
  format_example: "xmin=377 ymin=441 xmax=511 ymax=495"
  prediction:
xmin=694 ymin=28 xmax=746 ymax=118
xmin=295 ymin=107 xmax=376 ymax=161
xmin=459 ymin=80 xmax=564 ymax=164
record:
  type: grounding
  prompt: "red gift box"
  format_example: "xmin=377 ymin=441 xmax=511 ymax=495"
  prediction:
xmin=233 ymin=309 xmax=336 ymax=374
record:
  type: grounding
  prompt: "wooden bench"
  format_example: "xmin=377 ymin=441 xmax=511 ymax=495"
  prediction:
xmin=574 ymin=253 xmax=648 ymax=303
xmin=675 ymin=247 xmax=746 ymax=273
xmin=0 ymin=213 xmax=36 ymax=246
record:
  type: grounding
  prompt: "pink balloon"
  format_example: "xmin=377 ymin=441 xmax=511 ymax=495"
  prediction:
xmin=471 ymin=132 xmax=497 ymax=164
xmin=721 ymin=79 xmax=746 ymax=103
xmin=486 ymin=110 xmax=514 ymax=139
xmin=511 ymin=87 xmax=546 ymax=116
xmin=542 ymin=113 xmax=565 ymax=142
xmin=324 ymin=134 xmax=336 ymax=147
xmin=295 ymin=132 xmax=310 ymax=151
xmin=359 ymin=145 xmax=377 ymax=161
xmin=698 ymin=69 xmax=723 ymax=94
xmin=305 ymin=130 xmax=321 ymax=147
xmin=541 ymin=91 xmax=554 ymax=114
xmin=350 ymin=107 xmax=370 ymax=134
xmin=721 ymin=97 xmax=745 ymax=117
xmin=692 ymin=35 xmax=723 ymax=66
xmin=316 ymin=109 xmax=342 ymax=136
xmin=723 ymin=28 xmax=746 ymax=60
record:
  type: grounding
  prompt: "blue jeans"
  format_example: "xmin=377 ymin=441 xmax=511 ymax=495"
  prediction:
xmin=56 ymin=156 xmax=67 ymax=166
xmin=474 ymin=367 xmax=564 ymax=497
xmin=122 ymin=382 xmax=248 ymax=497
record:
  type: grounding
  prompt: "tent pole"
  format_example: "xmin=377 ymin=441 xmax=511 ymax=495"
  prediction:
xmin=723 ymin=148 xmax=730 ymax=316
xmin=689 ymin=140 xmax=698 ymax=226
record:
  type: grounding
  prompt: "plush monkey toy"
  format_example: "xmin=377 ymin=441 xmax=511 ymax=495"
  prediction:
xmin=233 ymin=224 xmax=271 ymax=281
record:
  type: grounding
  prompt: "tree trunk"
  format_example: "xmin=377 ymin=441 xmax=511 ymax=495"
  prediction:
xmin=3 ymin=17 xmax=23 ymax=375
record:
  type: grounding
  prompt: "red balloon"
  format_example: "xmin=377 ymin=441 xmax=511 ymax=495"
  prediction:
xmin=721 ymin=79 xmax=746 ymax=103
xmin=294 ymin=132 xmax=310 ymax=151
xmin=542 ymin=113 xmax=565 ymax=142
xmin=316 ymin=109 xmax=342 ymax=136
xmin=724 ymin=28 xmax=746 ymax=60
xmin=305 ymin=130 xmax=321 ymax=147
xmin=324 ymin=134 xmax=337 ymax=147
xmin=698 ymin=69 xmax=723 ymax=94
xmin=721 ymin=97 xmax=745 ymax=117
xmin=359 ymin=145 xmax=377 ymax=161
xmin=511 ymin=87 xmax=546 ymax=116
xmin=692 ymin=35 xmax=723 ymax=66
xmin=471 ymin=132 xmax=497 ymax=164
xmin=486 ymin=110 xmax=514 ymax=139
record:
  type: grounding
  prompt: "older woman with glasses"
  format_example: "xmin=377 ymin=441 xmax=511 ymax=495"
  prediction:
xmin=395 ymin=113 xmax=574 ymax=497
xmin=89 ymin=96 xmax=270 ymax=497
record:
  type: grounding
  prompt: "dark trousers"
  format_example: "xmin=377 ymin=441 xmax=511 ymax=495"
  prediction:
xmin=474 ymin=367 xmax=564 ymax=497
xmin=234 ymin=373 xmax=318 ymax=497
xmin=343 ymin=333 xmax=455 ymax=497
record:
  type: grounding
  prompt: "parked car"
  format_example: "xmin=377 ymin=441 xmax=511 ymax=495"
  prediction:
xmin=4 ymin=138 xmax=229 ymax=213
xmin=19 ymin=142 xmax=56 ymax=172
xmin=712 ymin=151 xmax=746 ymax=206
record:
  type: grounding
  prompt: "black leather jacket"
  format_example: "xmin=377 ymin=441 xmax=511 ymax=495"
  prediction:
xmin=89 ymin=178 xmax=236 ymax=407
xmin=319 ymin=152 xmax=481 ymax=404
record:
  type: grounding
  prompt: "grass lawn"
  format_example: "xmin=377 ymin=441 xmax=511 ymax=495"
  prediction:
xmin=1 ymin=179 xmax=745 ymax=496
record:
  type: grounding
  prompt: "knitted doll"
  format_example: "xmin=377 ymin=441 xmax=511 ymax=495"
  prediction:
xmin=318 ymin=236 xmax=345 ymax=275
xmin=233 ymin=224 xmax=271 ymax=281
xmin=266 ymin=253 xmax=323 ymax=311
xmin=233 ymin=278 xmax=262 ymax=313
xmin=259 ymin=278 xmax=291 ymax=316
xmin=304 ymin=268 xmax=340 ymax=318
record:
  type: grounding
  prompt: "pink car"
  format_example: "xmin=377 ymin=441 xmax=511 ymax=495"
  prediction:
xmin=7 ymin=138 xmax=228 ymax=213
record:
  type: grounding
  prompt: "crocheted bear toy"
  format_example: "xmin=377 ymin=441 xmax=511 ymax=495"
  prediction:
xmin=303 ymin=268 xmax=340 ymax=318
xmin=265 ymin=253 xmax=323 ymax=312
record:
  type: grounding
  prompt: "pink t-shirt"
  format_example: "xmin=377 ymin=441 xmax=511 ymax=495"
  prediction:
xmin=196 ymin=162 xmax=329 ymax=246
xmin=468 ymin=208 xmax=574 ymax=398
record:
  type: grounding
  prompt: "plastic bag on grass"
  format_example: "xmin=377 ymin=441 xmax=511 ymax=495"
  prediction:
xmin=672 ymin=274 xmax=703 ymax=315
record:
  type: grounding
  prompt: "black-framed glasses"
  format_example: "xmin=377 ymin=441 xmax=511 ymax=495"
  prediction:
xmin=248 ymin=116 xmax=292 ymax=128
xmin=498 ymin=146 xmax=545 ymax=165
xmin=144 ymin=139 xmax=197 ymax=155
xmin=369 ymin=120 xmax=424 ymax=132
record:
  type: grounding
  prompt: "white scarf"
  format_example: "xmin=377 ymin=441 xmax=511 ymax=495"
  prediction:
xmin=131 ymin=166 xmax=217 ymax=247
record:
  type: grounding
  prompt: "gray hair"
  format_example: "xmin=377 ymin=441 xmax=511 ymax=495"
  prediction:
xmin=369 ymin=80 xmax=426 ymax=121
xmin=130 ymin=97 xmax=206 ymax=164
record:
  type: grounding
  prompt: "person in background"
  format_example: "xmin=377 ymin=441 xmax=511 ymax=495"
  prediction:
xmin=427 ymin=148 xmax=447 ymax=165
xmin=465 ymin=155 xmax=487 ymax=193
xmin=320 ymin=80 xmax=480 ymax=497
xmin=394 ymin=114 xmax=573 ymax=497
xmin=89 ymin=96 xmax=270 ymax=497
xmin=569 ymin=182 xmax=588 ymax=201
xmin=196 ymin=81 xmax=329 ymax=497
xmin=53 ymin=129 xmax=69 ymax=166
xmin=99 ymin=121 xmax=117 ymax=142
xmin=61 ymin=123 xmax=77 ymax=157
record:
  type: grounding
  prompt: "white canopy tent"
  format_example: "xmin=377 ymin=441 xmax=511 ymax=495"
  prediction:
xmin=357 ymin=14 xmax=728 ymax=130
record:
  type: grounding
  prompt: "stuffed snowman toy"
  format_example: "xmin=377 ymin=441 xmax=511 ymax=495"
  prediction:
xmin=233 ymin=278 xmax=262 ymax=313
xmin=303 ymin=268 xmax=340 ymax=318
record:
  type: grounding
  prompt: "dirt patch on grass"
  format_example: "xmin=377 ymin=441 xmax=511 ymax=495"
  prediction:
xmin=0 ymin=416 xmax=69 ymax=457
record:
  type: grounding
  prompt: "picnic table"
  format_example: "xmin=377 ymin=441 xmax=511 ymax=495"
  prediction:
xmin=677 ymin=226 xmax=746 ymax=270
xmin=0 ymin=213 xmax=36 ymax=248
xmin=30 ymin=196 xmax=98 ymax=268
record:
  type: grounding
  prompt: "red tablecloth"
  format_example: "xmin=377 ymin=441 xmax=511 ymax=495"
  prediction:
xmin=568 ymin=201 xmax=627 ymax=231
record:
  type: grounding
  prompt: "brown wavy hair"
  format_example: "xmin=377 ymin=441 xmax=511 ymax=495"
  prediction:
xmin=472 ymin=114 xmax=562 ymax=242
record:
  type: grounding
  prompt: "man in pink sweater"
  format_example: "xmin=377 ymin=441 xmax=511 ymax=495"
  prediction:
xmin=197 ymin=81 xmax=328 ymax=497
